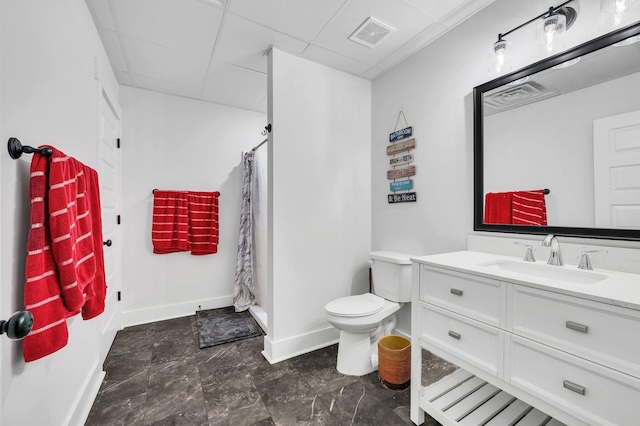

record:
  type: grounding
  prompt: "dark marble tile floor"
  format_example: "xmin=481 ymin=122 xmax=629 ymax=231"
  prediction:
xmin=86 ymin=315 xmax=453 ymax=425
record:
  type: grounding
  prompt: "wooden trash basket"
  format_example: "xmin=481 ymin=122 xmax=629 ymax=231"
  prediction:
xmin=378 ymin=334 xmax=411 ymax=390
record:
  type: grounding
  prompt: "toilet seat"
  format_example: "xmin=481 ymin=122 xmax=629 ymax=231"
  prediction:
xmin=325 ymin=293 xmax=385 ymax=317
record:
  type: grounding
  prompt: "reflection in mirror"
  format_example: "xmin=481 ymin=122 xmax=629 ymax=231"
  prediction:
xmin=474 ymin=22 xmax=640 ymax=240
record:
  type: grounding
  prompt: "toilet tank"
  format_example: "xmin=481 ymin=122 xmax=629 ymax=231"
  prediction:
xmin=370 ymin=251 xmax=414 ymax=302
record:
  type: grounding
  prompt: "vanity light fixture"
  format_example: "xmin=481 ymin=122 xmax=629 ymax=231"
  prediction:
xmin=488 ymin=0 xmax=578 ymax=76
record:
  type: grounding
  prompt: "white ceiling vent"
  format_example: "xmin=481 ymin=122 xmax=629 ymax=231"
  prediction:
xmin=484 ymin=82 xmax=556 ymax=110
xmin=349 ymin=17 xmax=395 ymax=48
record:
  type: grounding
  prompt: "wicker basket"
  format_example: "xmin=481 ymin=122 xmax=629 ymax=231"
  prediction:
xmin=378 ymin=334 xmax=411 ymax=390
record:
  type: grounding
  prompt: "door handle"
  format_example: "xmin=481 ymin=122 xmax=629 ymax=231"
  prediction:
xmin=103 ymin=239 xmax=112 ymax=247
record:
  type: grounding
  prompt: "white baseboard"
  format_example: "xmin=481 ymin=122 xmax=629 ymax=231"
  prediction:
xmin=122 ymin=295 xmax=233 ymax=327
xmin=66 ymin=360 xmax=105 ymax=426
xmin=262 ymin=325 xmax=340 ymax=364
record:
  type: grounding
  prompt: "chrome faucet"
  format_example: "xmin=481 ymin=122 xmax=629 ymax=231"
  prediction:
xmin=542 ymin=234 xmax=563 ymax=266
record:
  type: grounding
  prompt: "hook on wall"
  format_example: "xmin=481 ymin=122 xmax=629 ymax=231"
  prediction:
xmin=261 ymin=124 xmax=272 ymax=136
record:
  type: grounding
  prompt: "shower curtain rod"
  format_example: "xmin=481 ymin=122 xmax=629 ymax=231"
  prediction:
xmin=251 ymin=138 xmax=268 ymax=152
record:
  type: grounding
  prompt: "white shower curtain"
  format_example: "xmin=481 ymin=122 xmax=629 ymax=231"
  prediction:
xmin=233 ymin=151 xmax=256 ymax=312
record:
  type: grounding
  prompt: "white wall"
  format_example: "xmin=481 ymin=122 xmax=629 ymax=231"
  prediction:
xmin=119 ymin=86 xmax=267 ymax=325
xmin=265 ymin=49 xmax=371 ymax=362
xmin=372 ymin=0 xmax=634 ymax=255
xmin=0 ymin=0 xmax=119 ymax=424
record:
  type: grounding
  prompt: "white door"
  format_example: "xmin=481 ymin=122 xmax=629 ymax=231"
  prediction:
xmin=593 ymin=110 xmax=640 ymax=228
xmin=98 ymin=88 xmax=122 ymax=363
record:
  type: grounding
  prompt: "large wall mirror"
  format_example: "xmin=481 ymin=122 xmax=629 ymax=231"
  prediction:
xmin=474 ymin=21 xmax=640 ymax=240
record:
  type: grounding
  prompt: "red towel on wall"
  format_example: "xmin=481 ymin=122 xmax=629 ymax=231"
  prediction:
xmin=81 ymin=165 xmax=107 ymax=320
xmin=484 ymin=192 xmax=513 ymax=224
xmin=188 ymin=191 xmax=219 ymax=255
xmin=512 ymin=190 xmax=548 ymax=226
xmin=23 ymin=146 xmax=107 ymax=362
xmin=151 ymin=190 xmax=189 ymax=254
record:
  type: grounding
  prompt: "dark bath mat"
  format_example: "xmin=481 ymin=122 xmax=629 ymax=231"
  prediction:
xmin=196 ymin=306 xmax=263 ymax=349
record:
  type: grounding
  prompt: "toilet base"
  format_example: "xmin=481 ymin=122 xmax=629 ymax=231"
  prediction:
xmin=336 ymin=330 xmax=376 ymax=376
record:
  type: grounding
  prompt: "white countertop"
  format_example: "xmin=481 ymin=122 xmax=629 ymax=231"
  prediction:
xmin=411 ymin=251 xmax=640 ymax=311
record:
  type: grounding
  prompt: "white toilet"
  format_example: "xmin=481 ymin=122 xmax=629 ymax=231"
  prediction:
xmin=325 ymin=251 xmax=413 ymax=376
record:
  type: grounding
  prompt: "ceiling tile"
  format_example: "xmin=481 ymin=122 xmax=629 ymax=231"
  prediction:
xmin=228 ymin=0 xmax=348 ymax=42
xmin=115 ymin=70 xmax=133 ymax=86
xmin=438 ymin=0 xmax=496 ymax=29
xmin=302 ymin=45 xmax=371 ymax=76
xmin=254 ymin=95 xmax=268 ymax=113
xmin=361 ymin=66 xmax=384 ymax=79
xmin=99 ymin=30 xmax=128 ymax=72
xmin=201 ymin=62 xmax=268 ymax=110
xmin=214 ymin=13 xmax=309 ymax=73
xmin=86 ymin=0 xmax=117 ymax=31
xmin=402 ymin=0 xmax=467 ymax=20
xmin=130 ymin=74 xmax=204 ymax=99
xmin=375 ymin=22 xmax=449 ymax=71
xmin=109 ymin=0 xmax=223 ymax=58
xmin=313 ymin=0 xmax=436 ymax=66
xmin=122 ymin=37 xmax=210 ymax=88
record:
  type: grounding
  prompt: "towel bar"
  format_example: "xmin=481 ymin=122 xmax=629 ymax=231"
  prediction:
xmin=7 ymin=138 xmax=53 ymax=159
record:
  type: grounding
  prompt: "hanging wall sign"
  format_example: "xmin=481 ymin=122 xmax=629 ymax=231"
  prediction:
xmin=389 ymin=126 xmax=412 ymax=142
xmin=387 ymin=138 xmax=416 ymax=156
xmin=389 ymin=153 xmax=413 ymax=167
xmin=388 ymin=192 xmax=417 ymax=203
xmin=387 ymin=165 xmax=416 ymax=180
xmin=390 ymin=180 xmax=413 ymax=191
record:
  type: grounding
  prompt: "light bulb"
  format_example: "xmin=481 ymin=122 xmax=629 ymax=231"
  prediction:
xmin=488 ymin=38 xmax=512 ymax=77
xmin=600 ymin=0 xmax=640 ymax=31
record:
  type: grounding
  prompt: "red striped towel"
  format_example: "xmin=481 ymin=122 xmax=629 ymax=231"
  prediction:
xmin=81 ymin=165 xmax=107 ymax=320
xmin=484 ymin=192 xmax=513 ymax=224
xmin=512 ymin=190 xmax=548 ymax=226
xmin=23 ymin=146 xmax=107 ymax=362
xmin=48 ymin=150 xmax=97 ymax=313
xmin=23 ymin=150 xmax=70 ymax=361
xmin=152 ymin=190 xmax=189 ymax=254
xmin=188 ymin=191 xmax=219 ymax=255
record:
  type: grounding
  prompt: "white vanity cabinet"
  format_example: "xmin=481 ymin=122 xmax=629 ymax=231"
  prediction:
xmin=410 ymin=252 xmax=640 ymax=426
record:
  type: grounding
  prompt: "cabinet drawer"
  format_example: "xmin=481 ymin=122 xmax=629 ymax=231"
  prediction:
xmin=509 ymin=285 xmax=640 ymax=378
xmin=508 ymin=335 xmax=640 ymax=426
xmin=420 ymin=303 xmax=503 ymax=378
xmin=420 ymin=266 xmax=503 ymax=327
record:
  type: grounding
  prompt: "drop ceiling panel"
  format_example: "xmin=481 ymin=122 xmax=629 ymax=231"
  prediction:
xmin=115 ymin=70 xmax=133 ymax=86
xmin=99 ymin=30 xmax=128 ymax=72
xmin=109 ymin=0 xmax=223 ymax=58
xmin=375 ymin=22 xmax=449 ymax=71
xmin=302 ymin=45 xmax=371 ymax=76
xmin=122 ymin=37 xmax=209 ymax=88
xmin=437 ymin=0 xmax=496 ymax=28
xmin=201 ymin=62 xmax=268 ymax=111
xmin=130 ymin=74 xmax=204 ymax=100
xmin=86 ymin=0 xmax=117 ymax=31
xmin=403 ymin=0 xmax=468 ymax=20
xmin=228 ymin=0 xmax=348 ymax=42
xmin=313 ymin=0 xmax=436 ymax=66
xmin=214 ymin=13 xmax=309 ymax=73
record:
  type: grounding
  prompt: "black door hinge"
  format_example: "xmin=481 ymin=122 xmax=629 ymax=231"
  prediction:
xmin=117 ymin=215 xmax=121 ymax=225
xmin=117 ymin=291 xmax=121 ymax=301
xmin=117 ymin=138 xmax=121 ymax=148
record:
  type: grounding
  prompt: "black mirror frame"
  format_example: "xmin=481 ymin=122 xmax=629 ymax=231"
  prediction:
xmin=474 ymin=21 xmax=640 ymax=241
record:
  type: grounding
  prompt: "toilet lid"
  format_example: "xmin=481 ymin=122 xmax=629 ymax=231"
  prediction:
xmin=325 ymin=293 xmax=385 ymax=317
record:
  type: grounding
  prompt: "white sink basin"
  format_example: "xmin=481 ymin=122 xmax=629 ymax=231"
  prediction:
xmin=479 ymin=260 xmax=608 ymax=285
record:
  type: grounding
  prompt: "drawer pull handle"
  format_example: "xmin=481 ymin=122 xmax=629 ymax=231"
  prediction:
xmin=566 ymin=321 xmax=588 ymax=333
xmin=448 ymin=331 xmax=461 ymax=340
xmin=563 ymin=380 xmax=586 ymax=395
xmin=450 ymin=288 xmax=463 ymax=296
